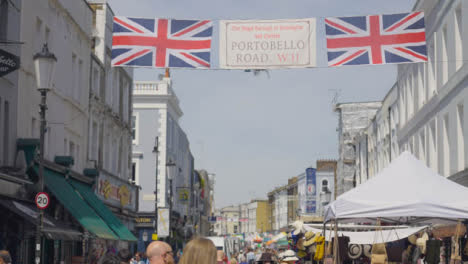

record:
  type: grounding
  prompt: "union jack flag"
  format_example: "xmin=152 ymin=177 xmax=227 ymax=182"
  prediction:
xmin=325 ymin=12 xmax=427 ymax=67
xmin=112 ymin=17 xmax=213 ymax=68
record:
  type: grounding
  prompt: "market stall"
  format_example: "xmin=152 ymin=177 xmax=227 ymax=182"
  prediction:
xmin=286 ymin=152 xmax=468 ymax=264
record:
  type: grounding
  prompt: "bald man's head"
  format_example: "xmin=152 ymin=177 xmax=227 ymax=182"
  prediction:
xmin=146 ymin=241 xmax=173 ymax=264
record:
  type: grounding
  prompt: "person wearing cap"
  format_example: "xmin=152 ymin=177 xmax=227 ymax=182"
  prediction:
xmin=0 ymin=250 xmax=11 ymax=264
xmin=279 ymin=250 xmax=298 ymax=264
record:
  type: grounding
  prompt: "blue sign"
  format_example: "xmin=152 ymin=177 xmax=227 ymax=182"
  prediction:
xmin=305 ymin=168 xmax=317 ymax=213
xmin=306 ymin=200 xmax=316 ymax=213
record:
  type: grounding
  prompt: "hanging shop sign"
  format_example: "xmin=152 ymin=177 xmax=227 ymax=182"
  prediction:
xmin=305 ymin=168 xmax=317 ymax=214
xmin=219 ymin=19 xmax=316 ymax=69
xmin=0 ymin=49 xmax=20 ymax=77
xmin=177 ymin=187 xmax=190 ymax=203
xmin=97 ymin=172 xmax=137 ymax=211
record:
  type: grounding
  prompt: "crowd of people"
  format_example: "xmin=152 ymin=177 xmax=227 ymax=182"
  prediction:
xmin=96 ymin=239 xmax=299 ymax=264
xmin=0 ymin=239 xmax=299 ymax=264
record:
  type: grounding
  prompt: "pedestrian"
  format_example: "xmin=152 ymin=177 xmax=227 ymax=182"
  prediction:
xmin=246 ymin=249 xmax=256 ymax=264
xmin=217 ymin=250 xmax=227 ymax=264
xmin=131 ymin=252 xmax=146 ymax=264
xmin=0 ymin=250 xmax=11 ymax=264
xmin=118 ymin=249 xmax=133 ymax=264
xmin=146 ymin=241 xmax=174 ymax=264
xmin=230 ymin=253 xmax=239 ymax=264
xmin=239 ymin=255 xmax=248 ymax=264
xmin=238 ymin=250 xmax=245 ymax=263
xmin=178 ymin=237 xmax=217 ymax=264
xmin=102 ymin=253 xmax=121 ymax=264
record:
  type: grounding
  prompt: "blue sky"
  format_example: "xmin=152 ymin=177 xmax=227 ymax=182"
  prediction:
xmin=108 ymin=0 xmax=415 ymax=208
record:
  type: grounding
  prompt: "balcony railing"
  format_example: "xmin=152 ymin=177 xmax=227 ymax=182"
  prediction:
xmin=134 ymin=82 xmax=159 ymax=91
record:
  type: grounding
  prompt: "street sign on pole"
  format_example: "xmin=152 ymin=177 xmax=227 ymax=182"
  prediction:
xmin=35 ymin=192 xmax=50 ymax=210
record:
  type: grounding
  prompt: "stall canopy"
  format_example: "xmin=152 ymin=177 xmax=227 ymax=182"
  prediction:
xmin=324 ymin=151 xmax=468 ymax=224
xmin=305 ymin=225 xmax=427 ymax=244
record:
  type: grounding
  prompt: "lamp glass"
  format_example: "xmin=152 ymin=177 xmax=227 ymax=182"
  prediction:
xmin=34 ymin=57 xmax=56 ymax=90
xmin=33 ymin=45 xmax=57 ymax=90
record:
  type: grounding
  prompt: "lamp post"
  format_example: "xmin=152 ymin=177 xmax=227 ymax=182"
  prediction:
xmin=152 ymin=137 xmax=159 ymax=239
xmin=166 ymin=160 xmax=176 ymax=240
xmin=33 ymin=43 xmax=57 ymax=264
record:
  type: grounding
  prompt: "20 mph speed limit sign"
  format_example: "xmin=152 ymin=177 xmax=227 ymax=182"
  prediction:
xmin=35 ymin=192 xmax=50 ymax=210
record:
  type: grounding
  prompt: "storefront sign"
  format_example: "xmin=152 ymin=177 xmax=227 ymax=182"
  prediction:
xmin=305 ymin=168 xmax=317 ymax=214
xmin=135 ymin=217 xmax=152 ymax=223
xmin=97 ymin=171 xmax=137 ymax=211
xmin=0 ymin=49 xmax=20 ymax=77
xmin=219 ymin=19 xmax=316 ymax=69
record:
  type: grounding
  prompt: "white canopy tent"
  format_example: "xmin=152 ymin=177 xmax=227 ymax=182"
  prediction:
xmin=324 ymin=151 xmax=468 ymax=224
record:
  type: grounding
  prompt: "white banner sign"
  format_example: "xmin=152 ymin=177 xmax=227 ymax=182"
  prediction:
xmin=219 ymin=19 xmax=316 ymax=69
xmin=157 ymin=208 xmax=170 ymax=238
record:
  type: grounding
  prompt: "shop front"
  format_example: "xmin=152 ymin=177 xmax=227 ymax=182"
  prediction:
xmin=11 ymin=140 xmax=137 ymax=263
xmin=95 ymin=171 xmax=139 ymax=252
xmin=134 ymin=215 xmax=155 ymax=253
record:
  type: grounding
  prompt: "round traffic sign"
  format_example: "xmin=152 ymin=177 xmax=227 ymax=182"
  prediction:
xmin=35 ymin=192 xmax=50 ymax=210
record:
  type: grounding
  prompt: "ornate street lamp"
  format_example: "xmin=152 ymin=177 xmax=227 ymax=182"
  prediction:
xmin=33 ymin=43 xmax=57 ymax=264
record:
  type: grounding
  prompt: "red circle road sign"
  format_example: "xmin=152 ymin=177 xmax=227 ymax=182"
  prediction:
xmin=35 ymin=192 xmax=50 ymax=210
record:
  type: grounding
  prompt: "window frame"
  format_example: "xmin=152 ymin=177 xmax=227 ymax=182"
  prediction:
xmin=132 ymin=113 xmax=139 ymax=145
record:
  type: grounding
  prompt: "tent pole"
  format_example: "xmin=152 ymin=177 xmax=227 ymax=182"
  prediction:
xmin=334 ymin=219 xmax=339 ymax=264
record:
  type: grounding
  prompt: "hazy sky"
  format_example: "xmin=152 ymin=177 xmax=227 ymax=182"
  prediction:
xmin=108 ymin=0 xmax=415 ymax=208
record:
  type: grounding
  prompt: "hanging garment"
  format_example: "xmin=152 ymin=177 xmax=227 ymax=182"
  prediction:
xmin=313 ymin=236 xmax=325 ymax=261
xmin=332 ymin=236 xmax=350 ymax=262
xmin=462 ymin=235 xmax=468 ymax=261
xmin=425 ymin=239 xmax=442 ymax=264
xmin=411 ymin=246 xmax=421 ymax=264
xmin=386 ymin=239 xmax=406 ymax=262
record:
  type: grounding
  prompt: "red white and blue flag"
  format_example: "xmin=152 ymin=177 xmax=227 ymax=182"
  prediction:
xmin=325 ymin=12 xmax=427 ymax=67
xmin=112 ymin=17 xmax=213 ymax=68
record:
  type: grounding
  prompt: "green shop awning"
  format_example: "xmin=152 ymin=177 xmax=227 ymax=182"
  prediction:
xmin=36 ymin=166 xmax=119 ymax=240
xmin=69 ymin=179 xmax=137 ymax=241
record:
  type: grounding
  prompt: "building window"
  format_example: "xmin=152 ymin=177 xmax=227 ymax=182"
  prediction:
xmin=132 ymin=114 xmax=138 ymax=144
xmin=457 ymin=104 xmax=465 ymax=170
xmin=455 ymin=5 xmax=463 ymax=71
xmin=429 ymin=120 xmax=437 ymax=171
xmin=3 ymin=101 xmax=8 ymax=165
xmin=442 ymin=115 xmax=450 ymax=176
xmin=233 ymin=225 xmax=238 ymax=234
xmin=441 ymin=25 xmax=449 ymax=86
xmin=90 ymin=121 xmax=98 ymax=161
xmin=69 ymin=141 xmax=75 ymax=164
xmin=427 ymin=37 xmax=436 ymax=99
xmin=92 ymin=67 xmax=99 ymax=95
xmin=131 ymin=162 xmax=136 ymax=183
xmin=322 ymin=179 xmax=329 ymax=192
xmin=419 ymin=130 xmax=425 ymax=163
xmin=0 ymin=0 xmax=8 ymax=40
xmin=71 ymin=53 xmax=76 ymax=98
xmin=77 ymin=59 xmax=83 ymax=102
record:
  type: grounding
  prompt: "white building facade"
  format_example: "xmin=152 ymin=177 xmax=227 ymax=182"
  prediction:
xmin=18 ymin=0 xmax=93 ymax=171
xmin=273 ymin=189 xmax=288 ymax=231
xmin=86 ymin=0 xmax=137 ymax=239
xmin=355 ymin=0 xmax=468 ymax=188
xmin=133 ymin=77 xmax=195 ymax=250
